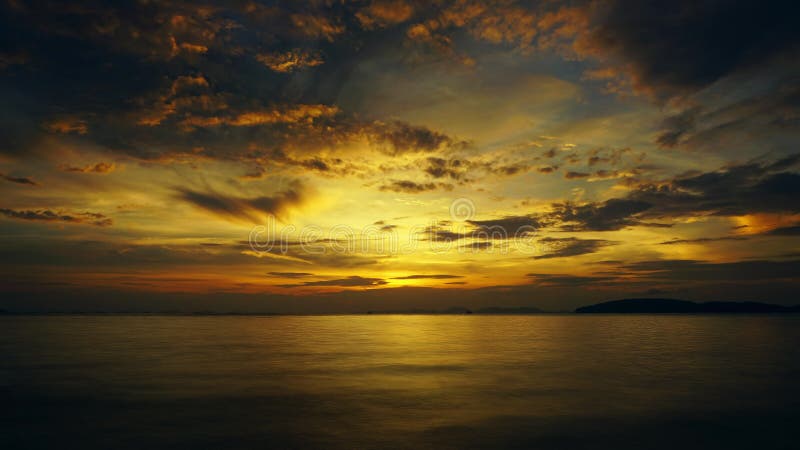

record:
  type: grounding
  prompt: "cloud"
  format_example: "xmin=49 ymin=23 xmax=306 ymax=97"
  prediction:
xmin=579 ymin=1 xmax=800 ymax=97
xmin=420 ymin=156 xmax=533 ymax=182
xmin=43 ymin=117 xmax=88 ymax=134
xmin=256 ymin=49 xmax=324 ymax=73
xmin=564 ymin=171 xmax=590 ymax=179
xmin=534 ymin=237 xmax=615 ymax=259
xmin=627 ymin=158 xmax=800 ymax=218
xmin=268 ymin=272 xmax=314 ymax=278
xmin=526 ymin=273 xmax=618 ymax=287
xmin=467 ymin=216 xmax=539 ymax=237
xmin=0 ymin=209 xmax=112 ymax=226
xmin=419 ymin=225 xmax=470 ymax=242
xmin=371 ymin=121 xmax=468 ymax=156
xmin=1 ymin=173 xmax=38 ymax=185
xmin=179 ymin=104 xmax=340 ymax=129
xmin=547 ymin=199 xmax=653 ymax=231
xmin=656 ymin=107 xmax=702 ymax=148
xmin=279 ymin=275 xmax=387 ymax=288
xmin=132 ymin=75 xmax=218 ymax=127
xmin=176 ymin=182 xmax=307 ymax=222
xmin=391 ymin=274 xmax=463 ymax=280
xmin=404 ymin=1 xmax=580 ymax=60
xmin=0 ymin=51 xmax=29 ymax=69
xmin=356 ymin=1 xmax=415 ymax=29
xmin=59 ymin=162 xmax=116 ymax=174
xmin=379 ymin=180 xmax=453 ymax=193
xmin=240 ymin=149 xmax=354 ymax=179
xmin=424 ymin=157 xmax=468 ymax=180
xmin=659 ymin=236 xmax=748 ymax=245
xmin=764 ymin=225 xmax=800 ymax=236
xmin=530 ymin=156 xmax=800 ymax=231
xmin=290 ymin=13 xmax=345 ymax=41
xmin=618 ymin=259 xmax=800 ymax=282
xmin=462 ymin=241 xmax=492 ymax=250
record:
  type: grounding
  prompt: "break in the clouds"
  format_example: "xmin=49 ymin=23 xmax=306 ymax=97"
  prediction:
xmin=1 ymin=0 xmax=799 ymax=312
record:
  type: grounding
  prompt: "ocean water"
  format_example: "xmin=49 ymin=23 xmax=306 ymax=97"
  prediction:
xmin=1 ymin=314 xmax=799 ymax=449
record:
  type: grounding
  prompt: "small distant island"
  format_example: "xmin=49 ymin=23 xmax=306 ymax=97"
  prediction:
xmin=575 ymin=298 xmax=800 ymax=314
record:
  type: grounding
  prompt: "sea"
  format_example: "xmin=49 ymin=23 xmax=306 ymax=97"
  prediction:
xmin=2 ymin=314 xmax=798 ymax=449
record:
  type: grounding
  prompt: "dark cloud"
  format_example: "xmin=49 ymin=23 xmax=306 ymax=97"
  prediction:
xmin=424 ymin=157 xmax=468 ymax=180
xmin=656 ymin=107 xmax=701 ymax=148
xmin=379 ymin=180 xmax=453 ymax=193
xmin=419 ymin=225 xmax=470 ymax=242
xmin=279 ymin=275 xmax=388 ymax=288
xmin=564 ymin=171 xmax=590 ymax=179
xmin=1 ymin=173 xmax=37 ymax=185
xmin=176 ymin=182 xmax=306 ymax=222
xmin=528 ymin=258 xmax=800 ymax=288
xmin=392 ymin=274 xmax=464 ymax=280
xmin=240 ymin=149 xmax=349 ymax=179
xmin=619 ymin=259 xmax=800 ymax=282
xmin=371 ymin=121 xmax=468 ymax=156
xmin=765 ymin=225 xmax=800 ymax=236
xmin=268 ymin=272 xmax=314 ymax=278
xmin=586 ymin=1 xmax=800 ymax=97
xmin=526 ymin=273 xmax=619 ymax=287
xmin=461 ymin=241 xmax=493 ymax=251
xmin=0 ymin=0 xmax=471 ymax=166
xmin=420 ymin=217 xmax=539 ymax=243
xmin=534 ymin=237 xmax=615 ymax=259
xmin=467 ymin=216 xmax=539 ymax=237
xmin=532 ymin=156 xmax=800 ymax=231
xmin=627 ymin=157 xmax=800 ymax=218
xmin=490 ymin=163 xmax=529 ymax=176
xmin=548 ymin=199 xmax=652 ymax=231
xmin=0 ymin=208 xmax=111 ymax=226
xmin=419 ymin=156 xmax=532 ymax=184
xmin=659 ymin=236 xmax=748 ymax=245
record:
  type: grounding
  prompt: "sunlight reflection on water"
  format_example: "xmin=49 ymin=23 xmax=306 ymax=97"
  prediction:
xmin=2 ymin=315 xmax=799 ymax=449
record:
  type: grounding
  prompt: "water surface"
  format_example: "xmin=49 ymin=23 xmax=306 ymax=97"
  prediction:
xmin=2 ymin=315 xmax=798 ymax=449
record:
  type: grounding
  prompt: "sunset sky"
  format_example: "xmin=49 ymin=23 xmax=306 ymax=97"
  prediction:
xmin=1 ymin=0 xmax=798 ymax=312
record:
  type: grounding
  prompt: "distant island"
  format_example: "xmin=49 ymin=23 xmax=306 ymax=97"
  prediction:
xmin=575 ymin=298 xmax=800 ymax=314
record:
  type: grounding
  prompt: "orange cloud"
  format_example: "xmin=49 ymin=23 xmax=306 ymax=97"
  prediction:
xmin=59 ymin=162 xmax=116 ymax=174
xmin=732 ymin=214 xmax=800 ymax=235
xmin=256 ymin=49 xmax=324 ymax=73
xmin=291 ymin=13 xmax=345 ymax=41
xmin=136 ymin=75 xmax=227 ymax=126
xmin=179 ymin=104 xmax=339 ymax=129
xmin=356 ymin=1 xmax=414 ymax=29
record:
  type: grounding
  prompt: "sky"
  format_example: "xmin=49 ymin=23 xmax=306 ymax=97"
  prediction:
xmin=1 ymin=0 xmax=798 ymax=312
